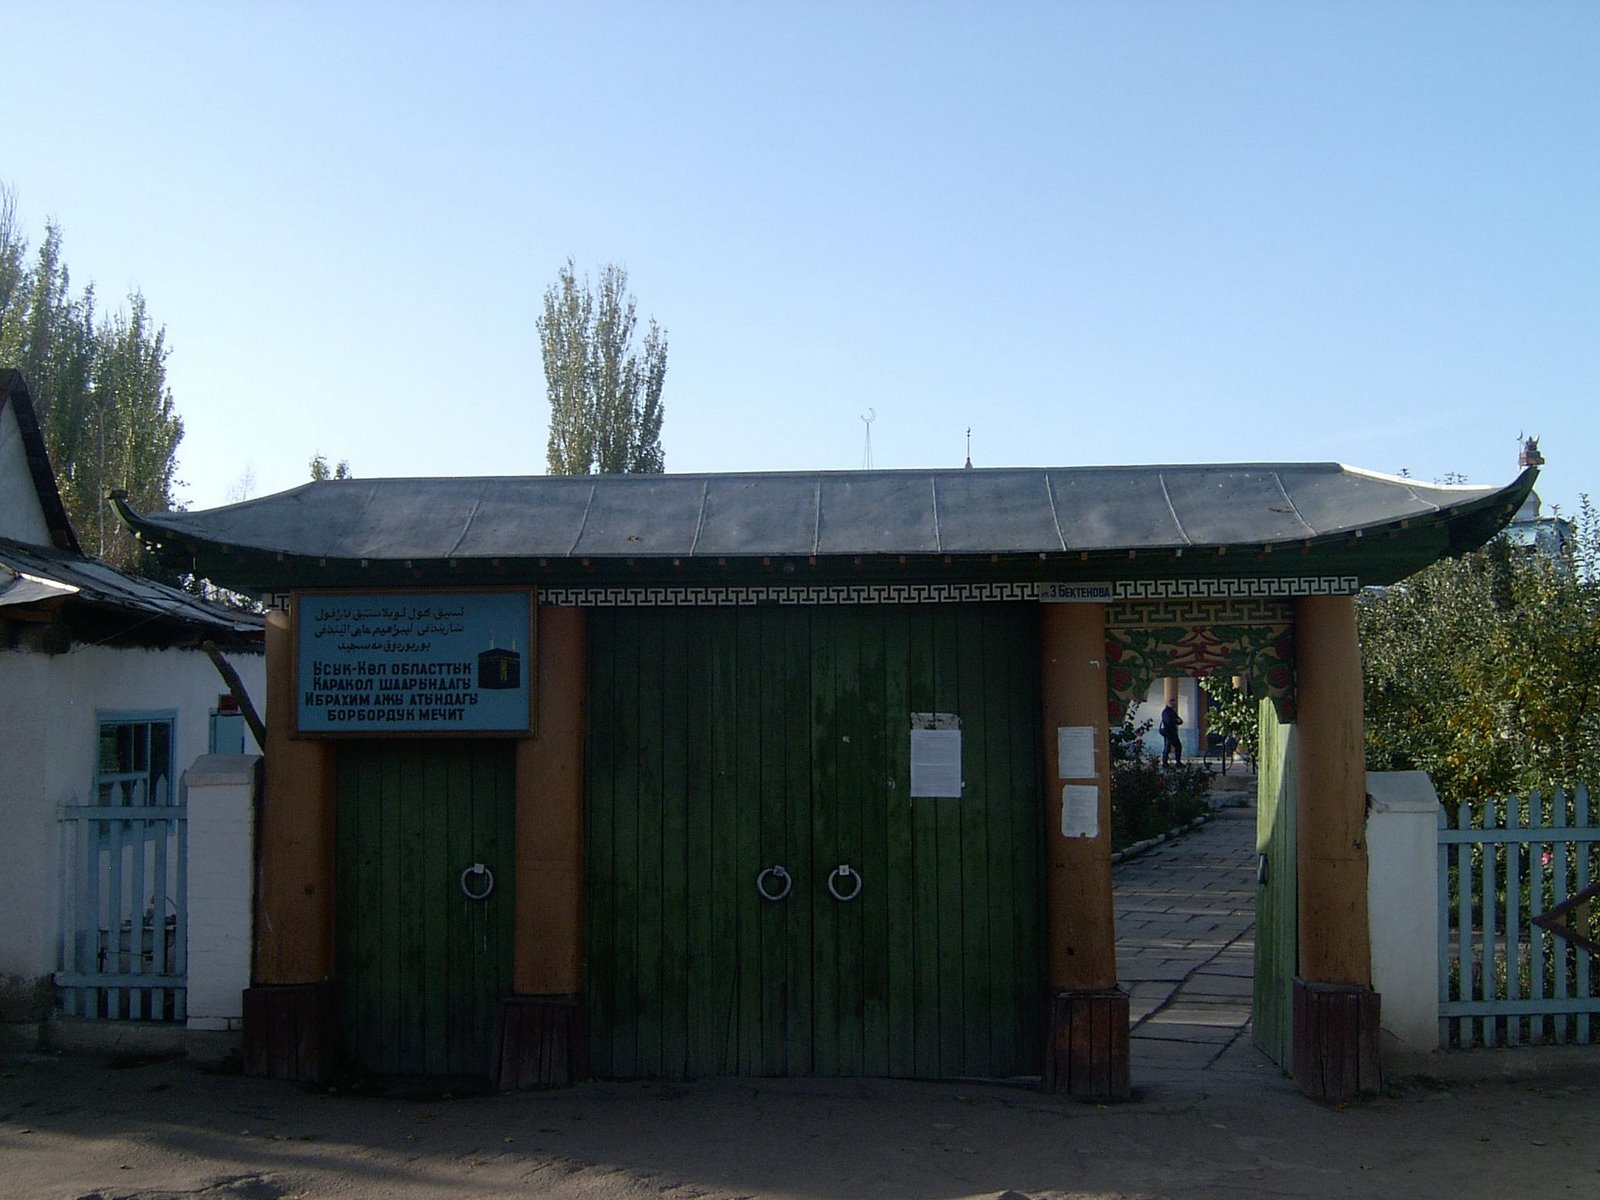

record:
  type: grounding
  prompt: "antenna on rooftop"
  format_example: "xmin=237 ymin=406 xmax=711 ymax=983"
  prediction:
xmin=861 ymin=408 xmax=875 ymax=469
xmin=964 ymin=427 xmax=973 ymax=469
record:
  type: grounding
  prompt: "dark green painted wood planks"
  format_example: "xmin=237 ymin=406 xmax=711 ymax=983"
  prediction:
xmin=335 ymin=740 xmax=514 ymax=1078
xmin=584 ymin=604 xmax=1045 ymax=1080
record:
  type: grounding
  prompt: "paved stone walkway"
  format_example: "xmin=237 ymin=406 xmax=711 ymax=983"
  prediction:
xmin=1114 ymin=791 xmax=1287 ymax=1096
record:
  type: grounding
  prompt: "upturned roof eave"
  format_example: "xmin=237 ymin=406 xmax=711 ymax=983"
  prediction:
xmin=114 ymin=464 xmax=1537 ymax=596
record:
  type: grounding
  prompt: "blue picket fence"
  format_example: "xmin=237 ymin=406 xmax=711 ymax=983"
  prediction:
xmin=55 ymin=775 xmax=187 ymax=1022
xmin=1438 ymin=787 xmax=1600 ymax=1047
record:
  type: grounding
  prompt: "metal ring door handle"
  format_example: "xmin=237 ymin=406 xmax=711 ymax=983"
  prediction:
xmin=460 ymin=862 xmax=495 ymax=901
xmin=827 ymin=864 xmax=862 ymax=902
xmin=756 ymin=865 xmax=792 ymax=902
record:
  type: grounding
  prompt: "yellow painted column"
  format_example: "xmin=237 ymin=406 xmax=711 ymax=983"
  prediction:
xmin=255 ymin=607 xmax=337 ymax=984
xmin=497 ymin=605 xmax=589 ymax=1088
xmin=514 ymin=606 xmax=587 ymax=995
xmin=1041 ymin=603 xmax=1117 ymax=989
xmin=1290 ymin=593 xmax=1380 ymax=1099
xmin=244 ymin=605 xmax=339 ymax=1083
xmin=1039 ymin=602 xmax=1128 ymax=1098
xmin=1292 ymin=595 xmax=1372 ymax=984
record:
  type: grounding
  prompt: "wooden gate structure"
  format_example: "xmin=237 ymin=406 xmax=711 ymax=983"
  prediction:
xmin=335 ymin=740 xmax=515 ymax=1077
xmin=585 ymin=603 xmax=1044 ymax=1080
xmin=119 ymin=460 xmax=1535 ymax=1099
xmin=1252 ymin=701 xmax=1299 ymax=1069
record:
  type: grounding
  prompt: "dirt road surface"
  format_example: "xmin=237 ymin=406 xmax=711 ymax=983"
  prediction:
xmin=2 ymin=1046 xmax=1596 ymax=1200
xmin=9 ymin=800 xmax=1592 ymax=1198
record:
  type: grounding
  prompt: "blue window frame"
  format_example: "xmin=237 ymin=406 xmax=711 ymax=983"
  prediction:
xmin=95 ymin=710 xmax=177 ymax=807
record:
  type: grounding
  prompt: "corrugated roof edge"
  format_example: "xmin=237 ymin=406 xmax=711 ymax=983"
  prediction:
xmin=138 ymin=461 xmax=1480 ymax=488
xmin=0 ymin=537 xmax=265 ymax=638
xmin=111 ymin=461 xmax=1529 ymax=566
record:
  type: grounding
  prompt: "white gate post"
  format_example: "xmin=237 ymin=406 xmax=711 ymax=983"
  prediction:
xmin=1366 ymin=770 xmax=1441 ymax=1053
xmin=183 ymin=754 xmax=260 ymax=1037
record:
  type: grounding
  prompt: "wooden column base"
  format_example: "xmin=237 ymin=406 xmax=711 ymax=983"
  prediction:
xmin=492 ymin=995 xmax=585 ymax=1090
xmin=1043 ymin=988 xmax=1131 ymax=1101
xmin=1292 ymin=978 xmax=1381 ymax=1101
xmin=242 ymin=982 xmax=338 ymax=1084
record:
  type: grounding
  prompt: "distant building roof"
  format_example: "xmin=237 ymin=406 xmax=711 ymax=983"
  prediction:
xmin=0 ymin=370 xmax=78 ymax=553
xmin=0 ymin=370 xmax=261 ymax=650
xmin=118 ymin=462 xmax=1537 ymax=595
xmin=0 ymin=535 xmax=263 ymax=647
xmin=1507 ymin=490 xmax=1574 ymax=558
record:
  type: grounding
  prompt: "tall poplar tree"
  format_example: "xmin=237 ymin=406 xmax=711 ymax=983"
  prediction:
xmin=0 ymin=189 xmax=183 ymax=568
xmin=540 ymin=260 xmax=666 ymax=475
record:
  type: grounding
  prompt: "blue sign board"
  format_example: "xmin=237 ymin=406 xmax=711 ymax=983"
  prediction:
xmin=297 ymin=591 xmax=532 ymax=734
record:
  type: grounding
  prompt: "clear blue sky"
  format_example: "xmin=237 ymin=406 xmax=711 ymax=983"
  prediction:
xmin=6 ymin=2 xmax=1597 ymax=518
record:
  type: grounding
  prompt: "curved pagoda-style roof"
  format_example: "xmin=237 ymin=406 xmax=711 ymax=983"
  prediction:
xmin=118 ymin=462 xmax=1536 ymax=595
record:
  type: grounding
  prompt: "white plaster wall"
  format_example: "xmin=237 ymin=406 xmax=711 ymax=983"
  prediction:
xmin=1367 ymin=770 xmax=1441 ymax=1052
xmin=183 ymin=755 xmax=259 ymax=1031
xmin=0 ymin=403 xmax=53 ymax=545
xmin=0 ymin=643 xmax=265 ymax=991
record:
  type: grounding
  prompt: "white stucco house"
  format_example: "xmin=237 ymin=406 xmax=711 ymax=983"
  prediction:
xmin=0 ymin=369 xmax=265 ymax=1052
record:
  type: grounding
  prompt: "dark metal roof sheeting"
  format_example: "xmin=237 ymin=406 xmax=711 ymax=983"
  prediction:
xmin=0 ymin=537 xmax=265 ymax=637
xmin=120 ymin=463 xmax=1531 ymax=563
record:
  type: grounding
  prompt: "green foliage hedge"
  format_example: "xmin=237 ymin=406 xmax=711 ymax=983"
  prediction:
xmin=1360 ymin=505 xmax=1600 ymax=810
xmin=1109 ymin=708 xmax=1212 ymax=851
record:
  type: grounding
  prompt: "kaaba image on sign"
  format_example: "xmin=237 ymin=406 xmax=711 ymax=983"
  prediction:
xmin=478 ymin=638 xmax=521 ymax=690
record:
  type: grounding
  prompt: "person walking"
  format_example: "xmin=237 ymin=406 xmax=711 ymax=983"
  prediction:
xmin=1159 ymin=699 xmax=1183 ymax=767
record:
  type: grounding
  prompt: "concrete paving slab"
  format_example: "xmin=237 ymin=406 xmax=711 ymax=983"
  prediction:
xmin=1128 ymin=999 xmax=1164 ymax=1023
xmin=1144 ymin=1007 xmax=1249 ymax=1033
xmin=1134 ymin=1021 xmax=1240 ymax=1045
xmin=1129 ymin=1036 xmax=1233 ymax=1068
xmin=1184 ymin=973 xmax=1255 ymax=997
xmin=1114 ymin=799 xmax=1265 ymax=1094
xmin=1118 ymin=960 xmax=1207 ymax=982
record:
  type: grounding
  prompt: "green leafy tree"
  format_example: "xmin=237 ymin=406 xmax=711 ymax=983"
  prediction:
xmin=1359 ymin=507 xmax=1600 ymax=809
xmin=0 ymin=189 xmax=29 ymax=341
xmin=309 ymin=453 xmax=353 ymax=480
xmin=1200 ymin=675 xmax=1260 ymax=764
xmin=89 ymin=295 xmax=183 ymax=563
xmin=540 ymin=259 xmax=666 ymax=475
xmin=0 ymin=188 xmax=183 ymax=568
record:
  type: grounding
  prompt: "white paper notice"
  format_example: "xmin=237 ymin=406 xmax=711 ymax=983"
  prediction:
xmin=1057 ymin=726 xmax=1096 ymax=779
xmin=910 ymin=729 xmax=963 ymax=797
xmin=1061 ymin=785 xmax=1100 ymax=838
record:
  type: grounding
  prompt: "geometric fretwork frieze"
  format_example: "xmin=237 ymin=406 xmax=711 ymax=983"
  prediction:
xmin=266 ymin=575 xmax=1357 ymax=614
xmin=1108 ymin=595 xmax=1293 ymax=629
xmin=1105 ymin=618 xmax=1297 ymax=724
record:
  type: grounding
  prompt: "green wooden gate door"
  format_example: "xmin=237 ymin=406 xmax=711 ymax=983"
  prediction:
xmin=585 ymin=603 xmax=1045 ymax=1080
xmin=1252 ymin=700 xmax=1298 ymax=1069
xmin=336 ymin=740 xmax=515 ymax=1078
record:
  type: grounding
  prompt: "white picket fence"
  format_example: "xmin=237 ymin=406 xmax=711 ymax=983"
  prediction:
xmin=1438 ymin=787 xmax=1600 ymax=1047
xmin=56 ymin=775 xmax=187 ymax=1021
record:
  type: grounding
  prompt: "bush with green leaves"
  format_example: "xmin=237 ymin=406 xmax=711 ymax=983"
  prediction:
xmin=1359 ymin=501 xmax=1600 ymax=810
xmin=1199 ymin=675 xmax=1259 ymax=764
xmin=1109 ymin=705 xmax=1154 ymax=762
xmin=1110 ymin=715 xmax=1211 ymax=851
